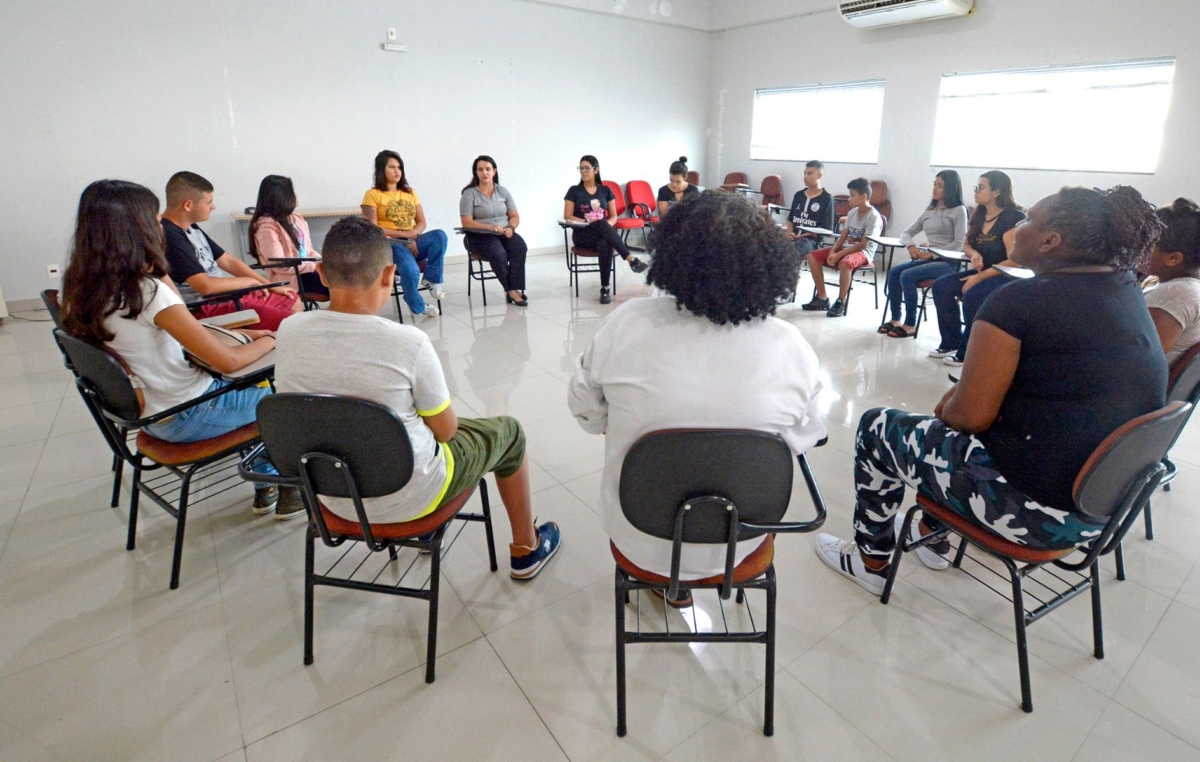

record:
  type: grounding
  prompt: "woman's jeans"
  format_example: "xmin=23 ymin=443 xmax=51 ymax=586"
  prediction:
xmin=931 ymin=269 xmax=1010 ymax=357
xmin=887 ymin=259 xmax=956 ymax=326
xmin=145 ymin=380 xmax=276 ymax=487
xmin=390 ymin=229 xmax=447 ymax=314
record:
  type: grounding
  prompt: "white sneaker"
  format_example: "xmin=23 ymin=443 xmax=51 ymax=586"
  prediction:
xmin=894 ymin=514 xmax=950 ymax=570
xmin=421 ymin=280 xmax=445 ymax=300
xmin=942 ymin=355 xmax=963 ymax=367
xmin=815 ymin=534 xmax=887 ymax=596
xmin=928 ymin=347 xmax=956 ymax=359
xmin=420 ymin=305 xmax=440 ymax=318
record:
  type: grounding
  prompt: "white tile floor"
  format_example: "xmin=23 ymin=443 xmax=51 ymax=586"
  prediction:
xmin=2 ymin=253 xmax=1199 ymax=761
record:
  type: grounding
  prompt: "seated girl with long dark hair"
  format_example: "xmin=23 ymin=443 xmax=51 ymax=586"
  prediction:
xmin=60 ymin=180 xmax=303 ymax=520
xmin=563 ymin=154 xmax=647 ymax=305
xmin=816 ymin=185 xmax=1167 ymax=595
xmin=249 ymin=174 xmax=328 ymax=301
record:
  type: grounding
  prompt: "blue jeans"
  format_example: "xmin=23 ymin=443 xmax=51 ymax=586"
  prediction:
xmin=145 ymin=380 xmax=276 ymax=486
xmin=955 ymin=274 xmax=1010 ymax=362
xmin=931 ymin=269 xmax=973 ymax=352
xmin=390 ymin=230 xmax=447 ymax=314
xmin=887 ymin=259 xmax=956 ymax=326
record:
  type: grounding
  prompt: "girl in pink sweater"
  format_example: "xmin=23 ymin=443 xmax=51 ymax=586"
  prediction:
xmin=249 ymin=175 xmax=329 ymax=301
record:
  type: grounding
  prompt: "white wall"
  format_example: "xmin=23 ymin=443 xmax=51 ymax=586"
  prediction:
xmin=706 ymin=0 xmax=1200 ymax=236
xmin=0 ymin=0 xmax=711 ymax=300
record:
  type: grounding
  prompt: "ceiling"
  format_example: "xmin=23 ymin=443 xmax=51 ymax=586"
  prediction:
xmin=513 ymin=0 xmax=837 ymax=32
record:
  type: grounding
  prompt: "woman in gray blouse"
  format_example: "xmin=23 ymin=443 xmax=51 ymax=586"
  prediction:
xmin=460 ymin=155 xmax=528 ymax=306
xmin=879 ymin=170 xmax=968 ymax=338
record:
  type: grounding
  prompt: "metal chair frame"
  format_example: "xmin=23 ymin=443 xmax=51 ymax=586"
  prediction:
xmin=614 ymin=430 xmax=829 ymax=737
xmin=455 ymin=227 xmax=500 ymax=306
xmin=390 ymin=259 xmax=443 ymax=324
xmin=560 ymin=223 xmax=617 ymax=298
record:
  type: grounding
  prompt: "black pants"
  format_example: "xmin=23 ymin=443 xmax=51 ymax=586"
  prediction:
xmin=572 ymin=222 xmax=631 ymax=288
xmin=465 ymin=232 xmax=528 ymax=292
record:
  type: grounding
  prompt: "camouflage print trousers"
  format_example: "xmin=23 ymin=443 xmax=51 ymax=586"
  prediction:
xmin=853 ymin=407 xmax=1108 ymax=563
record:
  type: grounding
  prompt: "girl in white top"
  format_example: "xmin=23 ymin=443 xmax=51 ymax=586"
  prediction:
xmin=1145 ymin=198 xmax=1200 ymax=364
xmin=569 ymin=191 xmax=825 ymax=583
xmin=60 ymin=180 xmax=297 ymax=517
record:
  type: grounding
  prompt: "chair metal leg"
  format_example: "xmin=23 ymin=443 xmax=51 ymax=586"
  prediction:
xmin=881 ymin=508 xmax=916 ymax=604
xmin=1006 ymin=560 xmax=1033 ymax=713
xmin=1114 ymin=542 xmax=1126 ymax=582
xmin=110 ymin=457 xmax=124 ymax=508
xmin=126 ymin=461 xmax=142 ymax=551
xmin=1090 ymin=560 xmax=1105 ymax=660
xmin=479 ymin=478 xmax=498 ymax=572
xmin=425 ymin=528 xmax=443 ymax=684
xmin=951 ymin=536 xmax=968 ymax=568
xmin=764 ymin=567 xmax=777 ymax=737
xmin=615 ymin=567 xmax=628 ymax=737
xmin=735 ymin=589 xmax=745 ymax=604
xmin=304 ymin=524 xmax=316 ymax=666
xmin=168 ymin=470 xmax=195 ymax=590
xmin=1144 ymin=503 xmax=1155 ymax=540
xmin=388 ymin=545 xmax=399 ymax=561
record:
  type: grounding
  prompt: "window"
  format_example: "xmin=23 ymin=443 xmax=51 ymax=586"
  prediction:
xmin=751 ymin=80 xmax=886 ymax=164
xmin=931 ymin=58 xmax=1176 ymax=174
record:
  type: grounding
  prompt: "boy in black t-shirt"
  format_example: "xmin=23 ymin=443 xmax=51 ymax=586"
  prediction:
xmin=787 ymin=160 xmax=834 ymax=258
xmin=160 ymin=171 xmax=300 ymax=330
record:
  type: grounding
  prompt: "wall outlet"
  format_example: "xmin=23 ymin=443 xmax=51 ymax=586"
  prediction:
xmin=387 ymin=27 xmax=396 ymax=41
xmin=47 ymin=264 xmax=61 ymax=278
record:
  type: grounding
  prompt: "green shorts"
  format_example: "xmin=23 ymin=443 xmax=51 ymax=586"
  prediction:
xmin=440 ymin=416 xmax=526 ymax=504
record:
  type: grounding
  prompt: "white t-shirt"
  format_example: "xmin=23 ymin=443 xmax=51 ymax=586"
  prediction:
xmin=274 ymin=310 xmax=452 ymax=524
xmin=843 ymin=205 xmax=884 ymax=258
xmin=102 ymin=278 xmax=213 ymax=416
xmin=568 ymin=297 xmax=826 ymax=579
xmin=1145 ymin=276 xmax=1200 ymax=364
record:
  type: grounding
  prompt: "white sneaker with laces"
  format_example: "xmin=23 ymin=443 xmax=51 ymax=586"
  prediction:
xmin=421 ymin=280 xmax=445 ymax=301
xmin=928 ymin=347 xmax=956 ymax=358
xmin=420 ymin=304 xmax=440 ymax=318
xmin=894 ymin=514 xmax=950 ymax=570
xmin=815 ymin=533 xmax=887 ymax=596
xmin=942 ymin=355 xmax=963 ymax=367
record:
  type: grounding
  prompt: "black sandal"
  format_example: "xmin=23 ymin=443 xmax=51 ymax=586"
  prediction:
xmin=887 ymin=325 xmax=917 ymax=339
xmin=878 ymin=322 xmax=897 ymax=334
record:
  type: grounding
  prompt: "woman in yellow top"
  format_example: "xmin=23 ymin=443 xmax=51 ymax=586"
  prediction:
xmin=361 ymin=150 xmax=446 ymax=318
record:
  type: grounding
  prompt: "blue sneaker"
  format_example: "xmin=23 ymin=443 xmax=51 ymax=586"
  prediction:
xmin=510 ymin=521 xmax=561 ymax=580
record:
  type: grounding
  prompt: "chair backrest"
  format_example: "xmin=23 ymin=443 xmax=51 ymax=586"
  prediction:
xmin=619 ymin=429 xmax=793 ymax=544
xmin=722 ymin=172 xmax=748 ymax=187
xmin=870 ymin=180 xmax=892 ymax=231
xmin=41 ymin=289 xmax=64 ymax=329
xmin=1073 ymin=401 xmax=1191 ymax=518
xmin=602 ymin=180 xmax=627 ymax=216
xmin=759 ymin=175 xmax=783 ymax=206
xmin=1167 ymin=342 xmax=1200 ymax=404
xmin=686 ymin=171 xmax=700 ymax=186
xmin=625 ymin=180 xmax=656 ymax=219
xmin=256 ymin=394 xmax=414 ymax=499
xmin=55 ymin=330 xmax=143 ymax=422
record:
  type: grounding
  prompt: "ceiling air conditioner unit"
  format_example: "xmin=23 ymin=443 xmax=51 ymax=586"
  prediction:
xmin=839 ymin=0 xmax=974 ymax=29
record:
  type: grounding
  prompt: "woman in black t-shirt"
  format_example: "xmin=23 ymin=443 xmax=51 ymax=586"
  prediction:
xmin=930 ymin=171 xmax=1026 ymax=365
xmin=563 ymin=154 xmax=647 ymax=304
xmin=656 ymin=156 xmax=700 ymax=219
xmin=816 ymin=185 xmax=1167 ymax=596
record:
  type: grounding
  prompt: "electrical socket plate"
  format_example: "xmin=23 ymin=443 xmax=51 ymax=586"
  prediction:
xmin=47 ymin=264 xmax=61 ymax=277
xmin=387 ymin=27 xmax=396 ymax=41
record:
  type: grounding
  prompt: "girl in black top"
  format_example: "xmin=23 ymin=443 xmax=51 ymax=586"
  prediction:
xmin=930 ymin=170 xmax=1027 ymax=364
xmin=656 ymin=156 xmax=700 ymax=218
xmin=816 ymin=185 xmax=1167 ymax=595
xmin=563 ymin=154 xmax=647 ymax=304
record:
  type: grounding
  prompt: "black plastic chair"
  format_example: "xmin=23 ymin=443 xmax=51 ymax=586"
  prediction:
xmin=613 ymin=429 xmax=828 ymax=737
xmin=881 ymin=401 xmax=1191 ymax=712
xmin=243 ymin=394 xmax=497 ymax=681
xmin=1141 ymin=342 xmax=1200 ymax=540
xmin=42 ymin=289 xmax=134 ymax=509
xmin=455 ymin=227 xmax=500 ymax=306
xmin=55 ymin=330 xmax=265 ymax=589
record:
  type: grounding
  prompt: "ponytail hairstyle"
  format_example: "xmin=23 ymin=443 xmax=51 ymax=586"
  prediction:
xmin=61 ymin=180 xmax=169 ymax=343
xmin=248 ymin=175 xmax=300 ymax=261
xmin=968 ymin=170 xmax=1022 ymax=239
xmin=931 ymin=169 xmax=965 ymax=210
xmin=373 ymin=150 xmax=411 ymax=193
xmin=1045 ymin=185 xmax=1164 ymax=271
xmin=1155 ymin=198 xmax=1200 ymax=268
xmin=579 ymin=154 xmax=602 ymax=187
xmin=669 ymin=156 xmax=688 ymax=178
xmin=464 ymin=155 xmax=500 ymax=193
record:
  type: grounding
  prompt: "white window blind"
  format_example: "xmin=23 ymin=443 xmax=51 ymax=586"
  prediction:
xmin=751 ymin=80 xmax=886 ymax=164
xmin=931 ymin=58 xmax=1176 ymax=174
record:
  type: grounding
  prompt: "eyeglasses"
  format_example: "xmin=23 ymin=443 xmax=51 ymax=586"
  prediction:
xmin=973 ymin=185 xmax=988 ymax=193
xmin=578 ymin=166 xmax=595 ymax=172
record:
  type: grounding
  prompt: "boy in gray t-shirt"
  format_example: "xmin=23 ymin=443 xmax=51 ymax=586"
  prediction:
xmin=274 ymin=217 xmax=561 ymax=580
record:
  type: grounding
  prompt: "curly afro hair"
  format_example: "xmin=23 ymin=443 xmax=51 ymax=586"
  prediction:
xmin=1045 ymin=186 xmax=1164 ymax=272
xmin=646 ymin=190 xmax=799 ymax=325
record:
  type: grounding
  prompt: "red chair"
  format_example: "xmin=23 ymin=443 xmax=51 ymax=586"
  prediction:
xmin=720 ymin=172 xmax=749 ymax=191
xmin=602 ymin=180 xmax=645 ymax=246
xmin=624 ymin=181 xmax=660 ymax=224
xmin=686 ymin=171 xmax=700 ymax=186
xmin=760 ymin=175 xmax=783 ymax=206
xmin=832 ymin=195 xmax=851 ymax=232
xmin=870 ymin=180 xmax=892 ymax=234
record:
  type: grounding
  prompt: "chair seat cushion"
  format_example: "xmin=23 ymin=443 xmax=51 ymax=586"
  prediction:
xmin=570 ymin=246 xmax=600 ymax=258
xmin=319 ymin=485 xmax=477 ymax=540
xmin=613 ymin=219 xmax=644 ymax=229
xmin=136 ymin=423 xmax=260 ymax=467
xmin=610 ymin=536 xmax=774 ymax=586
xmin=916 ymin=494 xmax=1076 ymax=564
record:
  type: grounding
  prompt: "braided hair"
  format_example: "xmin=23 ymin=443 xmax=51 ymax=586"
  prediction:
xmin=1156 ymin=198 xmax=1200 ymax=267
xmin=1044 ymin=186 xmax=1164 ymax=271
